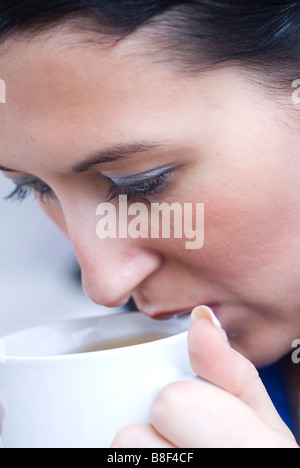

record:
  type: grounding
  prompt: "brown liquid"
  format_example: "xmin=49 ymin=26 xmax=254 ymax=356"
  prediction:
xmin=75 ymin=333 xmax=170 ymax=354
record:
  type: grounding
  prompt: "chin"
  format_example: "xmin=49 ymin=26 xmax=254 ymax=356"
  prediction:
xmin=228 ymin=335 xmax=288 ymax=369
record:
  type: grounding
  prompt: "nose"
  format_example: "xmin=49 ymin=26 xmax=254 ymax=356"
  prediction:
xmin=79 ymin=240 xmax=162 ymax=308
xmin=61 ymin=196 xmax=162 ymax=309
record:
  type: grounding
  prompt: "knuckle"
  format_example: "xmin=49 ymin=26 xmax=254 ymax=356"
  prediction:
xmin=233 ymin=357 xmax=261 ymax=399
xmin=152 ymin=381 xmax=189 ymax=418
xmin=242 ymin=359 xmax=260 ymax=386
xmin=111 ymin=424 xmax=140 ymax=448
xmin=157 ymin=381 xmax=186 ymax=404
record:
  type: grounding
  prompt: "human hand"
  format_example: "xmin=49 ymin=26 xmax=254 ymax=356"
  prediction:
xmin=111 ymin=308 xmax=299 ymax=448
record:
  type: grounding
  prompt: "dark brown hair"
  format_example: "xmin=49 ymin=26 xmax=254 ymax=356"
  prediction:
xmin=0 ymin=1 xmax=300 ymax=86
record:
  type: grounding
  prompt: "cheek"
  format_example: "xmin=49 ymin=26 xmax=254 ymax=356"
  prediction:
xmin=205 ymin=193 xmax=285 ymax=268
xmin=202 ymin=139 xmax=295 ymax=273
xmin=182 ymin=161 xmax=296 ymax=301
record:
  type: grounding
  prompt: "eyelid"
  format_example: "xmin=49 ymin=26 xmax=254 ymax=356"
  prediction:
xmin=11 ymin=176 xmax=38 ymax=184
xmin=106 ymin=164 xmax=177 ymax=185
xmin=5 ymin=175 xmax=54 ymax=204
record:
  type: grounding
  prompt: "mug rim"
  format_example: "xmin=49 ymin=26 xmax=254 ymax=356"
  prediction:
xmin=0 ymin=312 xmax=192 ymax=363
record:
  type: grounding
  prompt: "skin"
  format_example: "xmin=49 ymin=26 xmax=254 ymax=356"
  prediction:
xmin=0 ymin=28 xmax=299 ymax=447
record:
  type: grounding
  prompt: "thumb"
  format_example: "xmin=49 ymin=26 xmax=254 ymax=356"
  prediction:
xmin=188 ymin=306 xmax=292 ymax=436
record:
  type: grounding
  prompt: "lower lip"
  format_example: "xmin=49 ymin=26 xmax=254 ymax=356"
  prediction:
xmin=153 ymin=304 xmax=222 ymax=321
xmin=153 ymin=309 xmax=193 ymax=320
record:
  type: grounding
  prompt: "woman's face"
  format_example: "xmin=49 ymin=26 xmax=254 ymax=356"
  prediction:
xmin=1 ymin=31 xmax=300 ymax=367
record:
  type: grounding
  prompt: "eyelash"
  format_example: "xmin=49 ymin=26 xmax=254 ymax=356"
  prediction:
xmin=5 ymin=170 xmax=173 ymax=204
xmin=106 ymin=171 xmax=173 ymax=204
xmin=5 ymin=178 xmax=54 ymax=203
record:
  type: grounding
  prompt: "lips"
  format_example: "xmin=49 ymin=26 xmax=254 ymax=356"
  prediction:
xmin=146 ymin=303 xmax=220 ymax=320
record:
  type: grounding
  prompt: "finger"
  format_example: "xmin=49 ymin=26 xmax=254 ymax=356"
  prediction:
xmin=111 ymin=424 xmax=176 ymax=448
xmin=188 ymin=316 xmax=291 ymax=435
xmin=150 ymin=380 xmax=297 ymax=448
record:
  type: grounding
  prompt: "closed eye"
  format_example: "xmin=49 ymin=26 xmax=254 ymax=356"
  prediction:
xmin=3 ymin=165 xmax=177 ymax=205
xmin=5 ymin=177 xmax=54 ymax=203
xmin=105 ymin=166 xmax=176 ymax=203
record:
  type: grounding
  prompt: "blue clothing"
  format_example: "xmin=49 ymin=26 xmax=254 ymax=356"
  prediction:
xmin=258 ymin=362 xmax=294 ymax=433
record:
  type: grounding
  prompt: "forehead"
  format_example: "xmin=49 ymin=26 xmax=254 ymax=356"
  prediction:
xmin=1 ymin=30 xmax=196 ymax=117
xmin=1 ymin=32 xmax=171 ymax=123
xmin=0 ymin=29 xmax=241 ymax=176
xmin=0 ymin=32 xmax=192 ymax=170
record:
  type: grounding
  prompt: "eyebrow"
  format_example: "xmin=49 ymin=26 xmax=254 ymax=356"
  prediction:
xmin=72 ymin=141 xmax=165 ymax=174
xmin=0 ymin=141 xmax=166 ymax=175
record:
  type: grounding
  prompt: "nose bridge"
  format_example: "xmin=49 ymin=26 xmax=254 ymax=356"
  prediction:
xmin=60 ymin=195 xmax=162 ymax=308
xmin=61 ymin=194 xmax=97 ymax=260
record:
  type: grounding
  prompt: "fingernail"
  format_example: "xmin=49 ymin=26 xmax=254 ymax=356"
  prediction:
xmin=191 ymin=306 xmax=228 ymax=342
xmin=192 ymin=306 xmax=222 ymax=328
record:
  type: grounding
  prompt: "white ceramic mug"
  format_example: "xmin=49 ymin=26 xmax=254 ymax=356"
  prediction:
xmin=0 ymin=312 xmax=195 ymax=448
